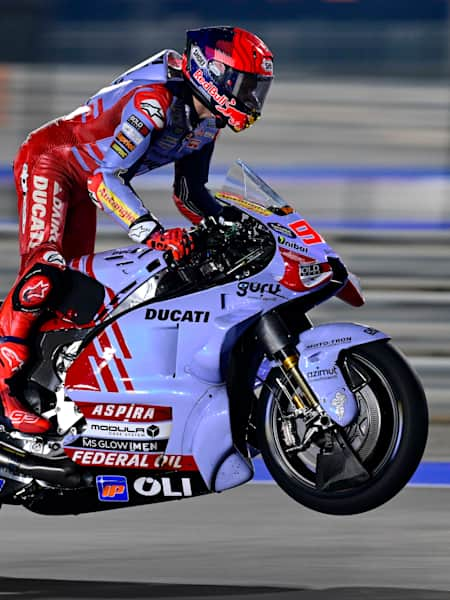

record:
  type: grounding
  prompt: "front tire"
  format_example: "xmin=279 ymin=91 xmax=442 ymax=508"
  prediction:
xmin=257 ymin=341 xmax=428 ymax=515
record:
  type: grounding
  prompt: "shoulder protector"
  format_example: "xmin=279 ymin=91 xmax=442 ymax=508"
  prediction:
xmin=111 ymin=50 xmax=183 ymax=87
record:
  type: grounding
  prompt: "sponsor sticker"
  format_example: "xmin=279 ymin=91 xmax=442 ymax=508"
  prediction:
xmin=262 ymin=58 xmax=273 ymax=74
xmin=96 ymin=182 xmax=138 ymax=225
xmin=134 ymin=476 xmax=193 ymax=498
xmin=76 ymin=402 xmax=172 ymax=422
xmin=236 ymin=282 xmax=282 ymax=298
xmin=191 ymin=45 xmax=207 ymax=68
xmin=90 ymin=423 xmax=161 ymax=438
xmin=110 ymin=141 xmax=129 ymax=159
xmin=116 ymin=132 xmax=136 ymax=152
xmin=216 ymin=193 xmax=271 ymax=217
xmin=28 ymin=175 xmax=63 ymax=249
xmin=76 ymin=437 xmax=167 ymax=453
xmin=0 ymin=479 xmax=5 ymax=493
xmin=269 ymin=223 xmax=295 ymax=238
xmin=278 ymin=236 xmax=309 ymax=253
xmin=122 ymin=121 xmax=144 ymax=144
xmin=96 ymin=475 xmax=129 ymax=502
xmin=69 ymin=449 xmax=197 ymax=471
xmin=305 ymin=337 xmax=352 ymax=350
xmin=300 ymin=263 xmax=321 ymax=278
xmin=127 ymin=115 xmax=150 ymax=136
xmin=84 ymin=420 xmax=172 ymax=441
xmin=193 ymin=68 xmax=228 ymax=106
xmin=332 ymin=390 xmax=347 ymax=419
xmin=306 ymin=365 xmax=338 ymax=380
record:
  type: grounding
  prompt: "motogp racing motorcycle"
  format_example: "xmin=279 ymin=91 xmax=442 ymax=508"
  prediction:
xmin=0 ymin=161 xmax=428 ymax=516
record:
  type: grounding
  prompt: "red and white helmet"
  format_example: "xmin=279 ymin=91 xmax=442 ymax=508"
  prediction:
xmin=182 ymin=26 xmax=274 ymax=132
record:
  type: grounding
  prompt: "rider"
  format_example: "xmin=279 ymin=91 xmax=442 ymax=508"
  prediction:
xmin=0 ymin=26 xmax=274 ymax=434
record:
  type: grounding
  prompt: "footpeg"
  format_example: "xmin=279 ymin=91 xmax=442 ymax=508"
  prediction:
xmin=0 ymin=441 xmax=80 ymax=488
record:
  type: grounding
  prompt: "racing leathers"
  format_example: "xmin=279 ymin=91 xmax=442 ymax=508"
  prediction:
xmin=0 ymin=49 xmax=223 ymax=434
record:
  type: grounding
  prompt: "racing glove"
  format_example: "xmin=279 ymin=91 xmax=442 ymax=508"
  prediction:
xmin=129 ymin=215 xmax=162 ymax=244
xmin=146 ymin=227 xmax=194 ymax=262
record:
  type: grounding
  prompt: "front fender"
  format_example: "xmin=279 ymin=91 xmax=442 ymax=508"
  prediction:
xmin=298 ymin=322 xmax=390 ymax=426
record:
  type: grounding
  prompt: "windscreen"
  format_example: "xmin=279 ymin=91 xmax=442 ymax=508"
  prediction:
xmin=219 ymin=160 xmax=291 ymax=213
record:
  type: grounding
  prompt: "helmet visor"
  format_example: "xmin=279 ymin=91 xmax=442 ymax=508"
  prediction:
xmin=232 ymin=72 xmax=272 ymax=114
xmin=208 ymin=60 xmax=272 ymax=115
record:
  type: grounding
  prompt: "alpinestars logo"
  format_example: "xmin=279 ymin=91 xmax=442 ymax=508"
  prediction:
xmin=0 ymin=348 xmax=22 ymax=370
xmin=22 ymin=280 xmax=50 ymax=303
xmin=43 ymin=251 xmax=66 ymax=267
xmin=140 ymin=99 xmax=165 ymax=129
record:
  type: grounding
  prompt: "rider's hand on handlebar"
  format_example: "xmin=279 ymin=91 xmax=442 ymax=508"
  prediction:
xmin=146 ymin=227 xmax=194 ymax=261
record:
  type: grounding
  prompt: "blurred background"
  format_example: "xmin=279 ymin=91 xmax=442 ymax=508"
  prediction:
xmin=0 ymin=0 xmax=449 ymax=453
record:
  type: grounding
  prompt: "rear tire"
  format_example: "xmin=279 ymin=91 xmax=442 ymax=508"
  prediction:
xmin=257 ymin=340 xmax=428 ymax=515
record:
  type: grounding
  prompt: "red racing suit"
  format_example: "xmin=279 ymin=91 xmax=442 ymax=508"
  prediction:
xmin=0 ymin=49 xmax=222 ymax=433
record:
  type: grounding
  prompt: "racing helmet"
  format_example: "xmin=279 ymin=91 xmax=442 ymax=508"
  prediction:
xmin=182 ymin=26 xmax=273 ymax=132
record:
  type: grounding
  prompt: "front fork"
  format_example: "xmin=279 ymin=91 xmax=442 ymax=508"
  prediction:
xmin=255 ymin=312 xmax=333 ymax=449
xmin=255 ymin=311 xmax=370 ymax=489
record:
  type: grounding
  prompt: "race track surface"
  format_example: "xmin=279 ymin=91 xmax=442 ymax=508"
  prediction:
xmin=1 ymin=486 xmax=450 ymax=599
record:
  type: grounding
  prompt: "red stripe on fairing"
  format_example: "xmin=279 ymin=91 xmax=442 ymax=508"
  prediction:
xmin=85 ymin=254 xmax=95 ymax=279
xmin=65 ymin=338 xmax=103 ymax=392
xmin=101 ymin=284 xmax=132 ymax=359
xmin=97 ymin=328 xmax=134 ymax=392
xmin=83 ymin=250 xmax=135 ymax=390
xmin=114 ymin=356 xmax=134 ymax=391
xmin=98 ymin=97 xmax=104 ymax=115
xmin=95 ymin=330 xmax=120 ymax=393
xmin=111 ymin=321 xmax=132 ymax=359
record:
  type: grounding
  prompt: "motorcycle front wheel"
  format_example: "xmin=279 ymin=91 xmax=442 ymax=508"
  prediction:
xmin=257 ymin=340 xmax=428 ymax=515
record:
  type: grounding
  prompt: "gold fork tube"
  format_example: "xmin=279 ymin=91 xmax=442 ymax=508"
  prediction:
xmin=281 ymin=354 xmax=320 ymax=409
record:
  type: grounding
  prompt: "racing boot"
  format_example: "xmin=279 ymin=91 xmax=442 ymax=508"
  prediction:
xmin=0 ymin=338 xmax=50 ymax=434
xmin=0 ymin=252 xmax=65 ymax=434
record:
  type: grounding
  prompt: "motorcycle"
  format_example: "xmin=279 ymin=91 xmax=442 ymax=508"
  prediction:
xmin=0 ymin=160 xmax=428 ymax=516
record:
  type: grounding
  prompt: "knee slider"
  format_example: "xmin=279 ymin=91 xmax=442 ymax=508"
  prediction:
xmin=12 ymin=264 xmax=64 ymax=312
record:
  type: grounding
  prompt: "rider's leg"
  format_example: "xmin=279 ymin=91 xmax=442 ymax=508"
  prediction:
xmin=0 ymin=150 xmax=69 ymax=434
xmin=61 ymin=191 xmax=97 ymax=260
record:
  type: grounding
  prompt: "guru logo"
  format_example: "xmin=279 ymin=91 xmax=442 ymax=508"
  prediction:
xmin=236 ymin=282 xmax=282 ymax=298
